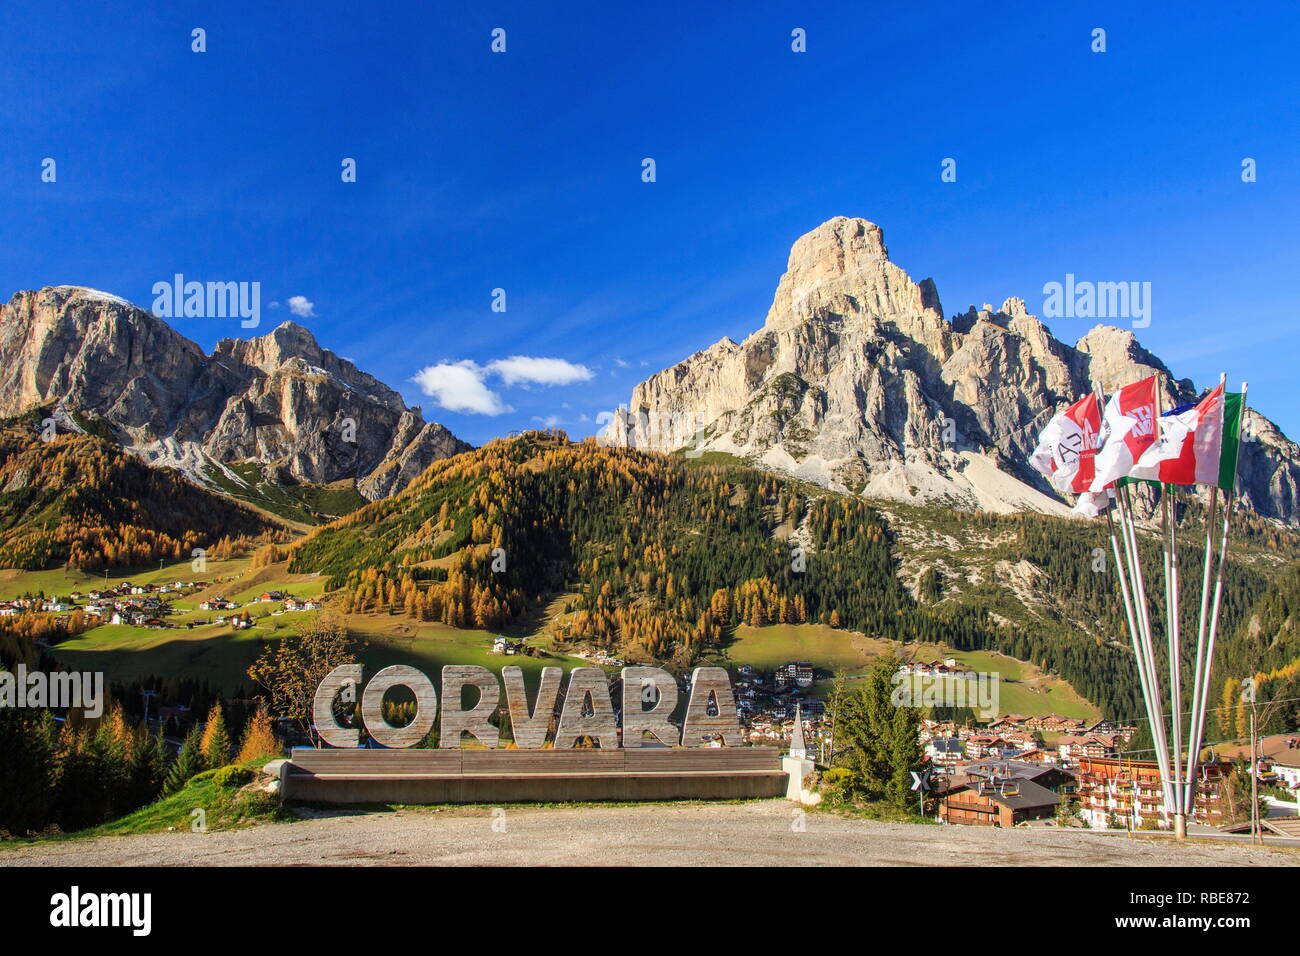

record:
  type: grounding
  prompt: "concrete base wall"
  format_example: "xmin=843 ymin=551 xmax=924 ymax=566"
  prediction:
xmin=284 ymin=771 xmax=788 ymax=804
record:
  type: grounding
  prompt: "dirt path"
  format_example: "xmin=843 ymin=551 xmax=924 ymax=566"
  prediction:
xmin=3 ymin=801 xmax=1294 ymax=867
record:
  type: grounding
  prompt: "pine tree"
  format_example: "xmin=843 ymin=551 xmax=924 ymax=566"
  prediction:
xmin=89 ymin=706 xmax=131 ymax=821
xmin=52 ymin=723 xmax=101 ymax=831
xmin=131 ymin=728 xmax=169 ymax=807
xmin=164 ymin=726 xmax=205 ymax=794
xmin=0 ymin=707 xmax=55 ymax=835
xmin=236 ymin=706 xmax=282 ymax=763
xmin=831 ymin=654 xmax=924 ymax=810
xmin=200 ymin=702 xmax=232 ymax=769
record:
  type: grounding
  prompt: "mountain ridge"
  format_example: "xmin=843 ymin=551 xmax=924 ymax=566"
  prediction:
xmin=0 ymin=286 xmax=471 ymax=504
xmin=601 ymin=217 xmax=1300 ymax=524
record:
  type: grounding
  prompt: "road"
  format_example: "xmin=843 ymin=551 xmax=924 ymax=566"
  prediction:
xmin=3 ymin=801 xmax=1297 ymax=866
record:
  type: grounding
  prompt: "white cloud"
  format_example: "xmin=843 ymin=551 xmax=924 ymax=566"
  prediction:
xmin=287 ymin=295 xmax=315 ymax=318
xmin=485 ymin=356 xmax=594 ymax=386
xmin=411 ymin=361 xmax=512 ymax=415
xmin=411 ymin=354 xmax=593 ymax=416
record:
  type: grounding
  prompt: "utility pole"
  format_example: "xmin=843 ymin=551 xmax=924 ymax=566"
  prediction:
xmin=1250 ymin=701 xmax=1260 ymax=844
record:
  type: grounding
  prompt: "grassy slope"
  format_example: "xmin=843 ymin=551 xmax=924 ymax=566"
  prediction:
xmin=0 ymin=555 xmax=255 ymax=601
xmin=201 ymin=460 xmax=366 ymax=526
xmin=2 ymin=758 xmax=293 ymax=845
xmin=345 ymin=613 xmax=592 ymax=689
xmin=720 ymin=623 xmax=1098 ymax=719
xmin=44 ymin=555 xmax=591 ymax=693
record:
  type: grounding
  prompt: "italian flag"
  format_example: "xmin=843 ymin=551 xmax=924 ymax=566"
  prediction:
xmin=1030 ymin=393 xmax=1101 ymax=494
xmin=1127 ymin=383 xmax=1244 ymax=490
xmin=1089 ymin=375 xmax=1158 ymax=493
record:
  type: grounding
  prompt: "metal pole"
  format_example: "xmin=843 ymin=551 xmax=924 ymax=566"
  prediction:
xmin=1183 ymin=482 xmax=1219 ymax=814
xmin=1106 ymin=496 xmax=1170 ymax=797
xmin=1092 ymin=384 xmax=1169 ymax=813
xmin=1118 ymin=484 xmax=1174 ymax=815
xmin=1167 ymin=485 xmax=1187 ymax=840
xmin=1170 ymin=489 xmax=1180 ymax=832
xmin=1152 ymin=376 xmax=1188 ymax=839
xmin=1185 ymin=371 xmax=1228 ymax=811
xmin=1251 ymin=703 xmax=1260 ymax=843
xmin=1189 ymin=382 xmax=1248 ymax=819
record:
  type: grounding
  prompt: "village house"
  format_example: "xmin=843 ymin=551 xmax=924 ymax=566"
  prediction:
xmin=920 ymin=718 xmax=958 ymax=739
xmin=1083 ymin=718 xmax=1138 ymax=742
xmin=898 ymin=658 xmax=976 ymax=680
xmin=926 ymin=737 xmax=965 ymax=770
xmin=1023 ymin=714 xmax=1076 ymax=733
xmin=938 ymin=776 xmax=1061 ymax=827
xmin=964 ymin=735 xmax=1006 ymax=760
xmin=1010 ymin=747 xmax=1056 ymax=764
xmin=775 ymin=661 xmax=814 ymax=689
xmin=998 ymin=730 xmax=1043 ymax=751
xmin=962 ymin=758 xmax=1075 ymax=795
xmin=986 ymin=714 xmax=1031 ymax=734
xmin=1075 ymin=755 xmax=1230 ymax=830
xmin=282 ymin=597 xmax=322 ymax=612
xmin=1057 ymin=733 xmax=1121 ymax=764
xmin=1216 ymin=735 xmax=1300 ymax=791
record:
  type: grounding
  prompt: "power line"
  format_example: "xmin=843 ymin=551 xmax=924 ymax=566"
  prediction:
xmin=1112 ymin=694 xmax=1300 ymax=728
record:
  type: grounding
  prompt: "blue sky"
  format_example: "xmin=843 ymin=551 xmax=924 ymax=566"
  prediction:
xmin=3 ymin=1 xmax=1298 ymax=445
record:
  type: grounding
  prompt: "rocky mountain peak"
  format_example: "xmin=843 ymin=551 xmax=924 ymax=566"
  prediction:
xmin=763 ymin=217 xmax=944 ymax=334
xmin=604 ymin=218 xmax=1300 ymax=523
xmin=1073 ymin=325 xmax=1193 ymax=404
xmin=0 ymin=286 xmax=469 ymax=501
xmin=215 ymin=320 xmax=322 ymax=369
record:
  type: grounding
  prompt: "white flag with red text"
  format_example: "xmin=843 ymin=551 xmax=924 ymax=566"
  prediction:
xmin=1127 ymin=382 xmax=1225 ymax=487
xmin=1030 ymin=393 xmax=1101 ymax=495
xmin=1089 ymin=375 xmax=1159 ymax=492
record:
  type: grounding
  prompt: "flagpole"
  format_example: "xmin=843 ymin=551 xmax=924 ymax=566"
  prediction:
xmin=1117 ymin=481 xmax=1175 ymax=813
xmin=1185 ymin=381 xmax=1248 ymax=816
xmin=1149 ymin=374 xmax=1189 ymax=839
xmin=1091 ymin=388 xmax=1163 ymax=787
xmin=1105 ymin=495 xmax=1170 ymax=813
xmin=1166 ymin=481 xmax=1187 ymax=839
xmin=1183 ymin=482 xmax=1217 ymax=814
xmin=1183 ymin=372 xmax=1227 ymax=816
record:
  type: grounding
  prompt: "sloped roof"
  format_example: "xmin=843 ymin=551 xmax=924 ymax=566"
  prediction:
xmin=984 ymin=778 xmax=1061 ymax=811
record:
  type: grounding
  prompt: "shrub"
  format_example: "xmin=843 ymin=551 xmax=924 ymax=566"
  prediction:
xmin=818 ymin=766 xmax=860 ymax=806
xmin=212 ymin=766 xmax=255 ymax=789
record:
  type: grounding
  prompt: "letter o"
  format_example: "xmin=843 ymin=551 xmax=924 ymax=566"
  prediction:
xmin=361 ymin=665 xmax=437 ymax=747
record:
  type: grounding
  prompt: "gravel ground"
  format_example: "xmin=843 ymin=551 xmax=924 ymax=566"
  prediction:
xmin=2 ymin=801 xmax=1295 ymax=866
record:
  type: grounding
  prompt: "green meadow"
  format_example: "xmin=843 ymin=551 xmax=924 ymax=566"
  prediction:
xmin=0 ymin=556 xmax=254 ymax=601
xmin=720 ymin=623 xmax=1098 ymax=719
xmin=49 ymin=612 xmax=591 ymax=694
